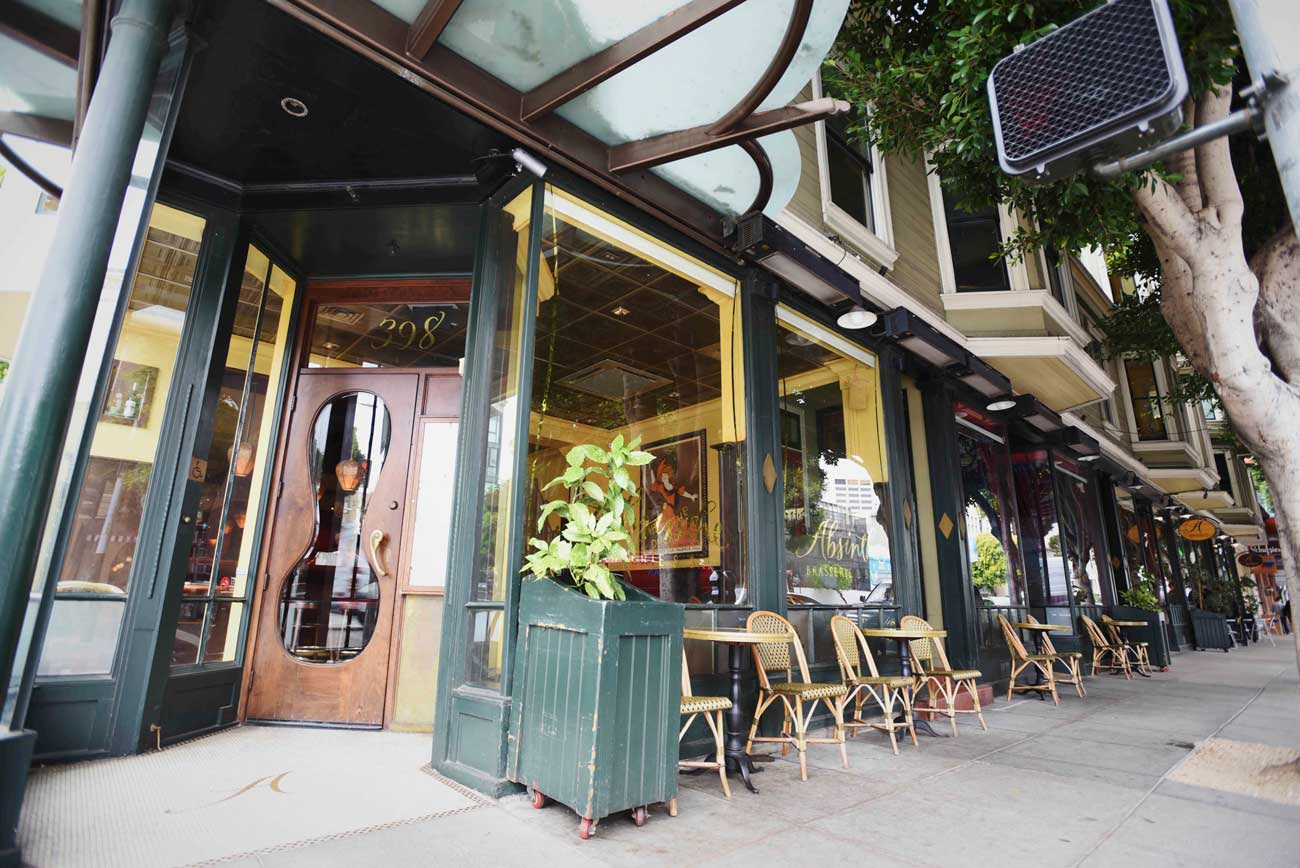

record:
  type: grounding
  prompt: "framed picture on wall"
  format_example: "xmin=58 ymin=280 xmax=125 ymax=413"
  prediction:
xmin=639 ymin=430 xmax=708 ymax=560
xmin=100 ymin=361 xmax=159 ymax=427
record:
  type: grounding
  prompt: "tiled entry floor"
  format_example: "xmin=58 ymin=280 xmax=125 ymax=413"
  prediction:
xmin=19 ymin=726 xmax=482 ymax=868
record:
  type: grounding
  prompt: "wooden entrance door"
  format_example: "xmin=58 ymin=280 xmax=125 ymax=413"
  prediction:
xmin=245 ymin=370 xmax=417 ymax=725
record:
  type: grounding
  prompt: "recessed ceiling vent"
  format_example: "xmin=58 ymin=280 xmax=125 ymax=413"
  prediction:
xmin=318 ymin=305 xmax=368 ymax=327
xmin=560 ymin=360 xmax=671 ymax=400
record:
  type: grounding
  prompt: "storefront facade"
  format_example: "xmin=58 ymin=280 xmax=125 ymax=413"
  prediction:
xmin=0 ymin=1 xmax=1255 ymax=845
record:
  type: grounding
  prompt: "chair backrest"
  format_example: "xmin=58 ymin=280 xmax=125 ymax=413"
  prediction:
xmin=830 ymin=615 xmax=862 ymax=683
xmin=1080 ymin=615 xmax=1112 ymax=648
xmin=747 ymin=610 xmax=809 ymax=687
xmin=1100 ymin=615 xmax=1124 ymax=644
xmin=899 ymin=614 xmax=951 ymax=673
xmin=1026 ymin=614 xmax=1060 ymax=655
xmin=998 ymin=614 xmax=1030 ymax=660
xmin=681 ymin=648 xmax=694 ymax=698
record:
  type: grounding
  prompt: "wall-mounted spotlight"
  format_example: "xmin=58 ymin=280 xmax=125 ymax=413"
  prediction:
xmin=512 ymin=147 xmax=548 ymax=178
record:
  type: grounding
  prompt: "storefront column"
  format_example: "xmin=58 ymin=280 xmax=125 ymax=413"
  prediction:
xmin=1160 ymin=512 xmax=1196 ymax=641
xmin=919 ymin=380 xmax=978 ymax=669
xmin=0 ymin=0 xmax=173 ymax=859
xmin=739 ymin=269 xmax=786 ymax=615
xmin=1095 ymin=472 xmax=1130 ymax=598
xmin=879 ymin=351 xmax=923 ymax=616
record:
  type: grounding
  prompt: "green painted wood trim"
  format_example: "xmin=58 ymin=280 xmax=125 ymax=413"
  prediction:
xmin=1095 ymin=471 xmax=1131 ymax=598
xmin=879 ymin=348 xmax=923 ymax=617
xmin=739 ymin=269 xmax=785 ymax=617
xmin=919 ymin=380 xmax=979 ymax=669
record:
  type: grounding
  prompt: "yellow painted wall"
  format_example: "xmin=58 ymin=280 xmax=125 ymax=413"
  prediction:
xmin=906 ymin=378 xmax=943 ymax=626
xmin=392 ymin=594 xmax=444 ymax=731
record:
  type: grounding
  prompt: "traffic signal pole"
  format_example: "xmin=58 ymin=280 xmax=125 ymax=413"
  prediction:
xmin=1229 ymin=0 xmax=1300 ymax=237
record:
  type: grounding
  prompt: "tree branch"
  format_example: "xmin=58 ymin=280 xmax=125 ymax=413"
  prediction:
xmin=1252 ymin=222 xmax=1300 ymax=385
xmin=1195 ymin=84 xmax=1245 ymax=227
xmin=1132 ymin=174 xmax=1202 ymax=262
xmin=1171 ymin=96 xmax=1203 ymax=214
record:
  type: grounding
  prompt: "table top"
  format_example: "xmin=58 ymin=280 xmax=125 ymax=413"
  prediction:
xmin=1008 ymin=622 xmax=1068 ymax=632
xmin=683 ymin=627 xmax=792 ymax=644
xmin=860 ymin=627 xmax=947 ymax=639
xmin=1105 ymin=619 xmax=1149 ymax=627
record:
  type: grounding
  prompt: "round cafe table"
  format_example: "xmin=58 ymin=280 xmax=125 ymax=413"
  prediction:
xmin=1008 ymin=621 xmax=1068 ymax=698
xmin=683 ymin=627 xmax=793 ymax=794
xmin=1104 ymin=619 xmax=1154 ymax=677
xmin=860 ymin=626 xmax=950 ymax=737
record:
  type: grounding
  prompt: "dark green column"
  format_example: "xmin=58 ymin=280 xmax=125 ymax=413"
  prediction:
xmin=919 ymin=380 xmax=978 ymax=669
xmin=739 ymin=269 xmax=785 ymax=615
xmin=0 ymin=0 xmax=173 ymax=861
xmin=879 ymin=349 xmax=923 ymax=617
xmin=1095 ymin=472 xmax=1130 ymax=599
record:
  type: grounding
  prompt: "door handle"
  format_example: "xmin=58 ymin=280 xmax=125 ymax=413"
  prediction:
xmin=369 ymin=529 xmax=391 ymax=578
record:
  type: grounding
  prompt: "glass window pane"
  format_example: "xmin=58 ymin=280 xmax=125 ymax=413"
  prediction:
xmin=409 ymin=419 xmax=459 ymax=587
xmin=1125 ymin=358 xmax=1167 ymax=440
xmin=172 ymin=600 xmax=206 ymax=666
xmin=306 ymin=301 xmax=467 ymax=368
xmin=955 ymin=407 xmax=1023 ymax=608
xmin=523 ymin=190 xmax=746 ymax=605
xmin=1012 ymin=448 xmax=1069 ymax=606
xmin=776 ymin=320 xmax=889 ymax=607
xmin=55 ymin=205 xmax=205 ymax=600
xmin=279 ymin=392 xmax=391 ymax=664
xmin=202 ymin=601 xmax=244 ymax=663
xmin=36 ymin=600 xmax=125 ymax=677
xmin=827 ymin=133 xmax=873 ymax=230
xmin=214 ymin=264 xmax=296 ymax=599
xmin=943 ymin=190 xmax=1008 ymax=293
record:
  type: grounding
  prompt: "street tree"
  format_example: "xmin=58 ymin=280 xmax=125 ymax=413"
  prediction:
xmin=828 ymin=0 xmax=1300 ymax=668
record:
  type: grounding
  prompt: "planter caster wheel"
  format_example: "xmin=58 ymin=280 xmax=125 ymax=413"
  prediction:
xmin=578 ymin=817 xmax=598 ymax=840
xmin=529 ymin=788 xmax=547 ymax=810
xmin=631 ymin=806 xmax=648 ymax=827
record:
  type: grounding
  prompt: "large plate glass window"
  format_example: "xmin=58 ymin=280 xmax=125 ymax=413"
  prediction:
xmin=41 ymin=205 xmax=206 ymax=676
xmin=954 ymin=404 xmax=1023 ymax=608
xmin=523 ymin=189 xmax=746 ymax=608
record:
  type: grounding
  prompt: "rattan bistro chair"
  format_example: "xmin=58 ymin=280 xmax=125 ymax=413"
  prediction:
xmin=830 ymin=615 xmax=917 ymax=754
xmin=997 ymin=614 xmax=1059 ymax=705
xmin=1101 ymin=615 xmax=1151 ymax=674
xmin=671 ymin=649 xmax=731 ymax=817
xmin=1030 ymin=614 xmax=1086 ymax=698
xmin=899 ymin=615 xmax=987 ymax=735
xmin=1080 ymin=615 xmax=1133 ymax=679
xmin=744 ymin=611 xmax=849 ymax=781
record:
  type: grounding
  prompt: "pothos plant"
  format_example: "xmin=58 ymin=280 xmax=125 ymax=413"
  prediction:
xmin=1120 ymin=567 xmax=1162 ymax=613
xmin=522 ymin=435 xmax=655 ymax=601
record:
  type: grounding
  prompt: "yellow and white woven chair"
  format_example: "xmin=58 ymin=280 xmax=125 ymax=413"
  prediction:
xmin=1031 ymin=614 xmax=1086 ymax=698
xmin=831 ymin=615 xmax=917 ymax=754
xmin=670 ymin=648 xmax=731 ymax=816
xmin=1081 ymin=615 xmax=1133 ymax=679
xmin=1102 ymin=615 xmax=1151 ymax=675
xmin=997 ymin=613 xmax=1059 ymax=705
xmin=744 ymin=610 xmax=848 ymax=781
xmin=900 ymin=614 xmax=987 ymax=736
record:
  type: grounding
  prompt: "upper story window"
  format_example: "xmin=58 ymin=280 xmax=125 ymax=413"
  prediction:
xmin=1123 ymin=358 xmax=1168 ymax=441
xmin=941 ymin=189 xmax=1010 ymax=293
xmin=1045 ymin=249 xmax=1070 ymax=307
xmin=825 ymin=115 xmax=875 ymax=233
xmin=1214 ymin=453 xmax=1235 ymax=498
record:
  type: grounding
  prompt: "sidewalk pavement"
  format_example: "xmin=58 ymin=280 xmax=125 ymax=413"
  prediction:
xmin=23 ymin=641 xmax=1300 ymax=867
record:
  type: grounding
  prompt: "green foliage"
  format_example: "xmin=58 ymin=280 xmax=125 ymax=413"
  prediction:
xmin=1120 ymin=568 xmax=1161 ymax=612
xmin=970 ymin=532 xmax=1008 ymax=591
xmin=521 ymin=434 xmax=655 ymax=601
xmin=1248 ymin=462 xmax=1274 ymax=516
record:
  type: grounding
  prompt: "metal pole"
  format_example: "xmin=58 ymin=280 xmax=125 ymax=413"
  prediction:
xmin=1229 ymin=0 xmax=1300 ymax=236
xmin=0 ymin=0 xmax=172 ymax=858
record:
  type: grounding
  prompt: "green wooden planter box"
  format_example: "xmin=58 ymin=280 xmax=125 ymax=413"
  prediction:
xmin=1110 ymin=605 xmax=1170 ymax=668
xmin=507 ymin=576 xmax=683 ymax=829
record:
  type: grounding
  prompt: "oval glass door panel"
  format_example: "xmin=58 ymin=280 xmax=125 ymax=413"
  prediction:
xmin=280 ymin=392 xmax=391 ymax=663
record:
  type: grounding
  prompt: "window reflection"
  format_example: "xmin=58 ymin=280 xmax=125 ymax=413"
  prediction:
xmin=521 ymin=190 xmax=745 ymax=606
xmin=777 ymin=321 xmax=890 ymax=607
xmin=958 ymin=423 xmax=1022 ymax=607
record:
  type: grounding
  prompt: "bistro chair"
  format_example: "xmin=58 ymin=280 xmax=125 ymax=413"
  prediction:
xmin=1101 ymin=615 xmax=1152 ymax=674
xmin=1029 ymin=614 xmax=1086 ymax=698
xmin=830 ymin=615 xmax=917 ymax=754
xmin=996 ymin=614 xmax=1059 ymax=705
xmin=1080 ymin=615 xmax=1133 ymax=680
xmin=744 ymin=611 xmax=849 ymax=781
xmin=671 ymin=649 xmax=731 ymax=816
xmin=899 ymin=615 xmax=987 ymax=735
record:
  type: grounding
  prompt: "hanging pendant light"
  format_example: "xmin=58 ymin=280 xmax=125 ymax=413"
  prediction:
xmin=233 ymin=442 xmax=256 ymax=477
xmin=335 ymin=459 xmax=364 ymax=493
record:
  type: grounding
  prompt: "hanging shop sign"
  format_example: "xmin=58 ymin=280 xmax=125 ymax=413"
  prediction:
xmin=1177 ymin=517 xmax=1216 ymax=541
xmin=1238 ymin=551 xmax=1264 ymax=568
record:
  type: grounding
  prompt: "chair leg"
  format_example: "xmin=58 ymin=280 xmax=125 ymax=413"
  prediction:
xmin=1007 ymin=663 xmax=1017 ymax=702
xmin=944 ymin=682 xmax=958 ymax=736
xmin=744 ymin=694 xmax=771 ymax=755
xmin=781 ymin=710 xmax=792 ymax=757
xmin=1047 ymin=666 xmax=1059 ymax=706
xmin=968 ymin=679 xmax=987 ymax=730
xmin=832 ymin=697 xmax=849 ymax=769
xmin=795 ymin=697 xmax=808 ymax=781
xmin=903 ymin=688 xmax=918 ymax=747
xmin=881 ymin=688 xmax=899 ymax=756
xmin=1073 ymin=660 xmax=1086 ymax=698
xmin=668 ymin=798 xmax=678 ymax=817
xmin=705 ymin=710 xmax=730 ymax=799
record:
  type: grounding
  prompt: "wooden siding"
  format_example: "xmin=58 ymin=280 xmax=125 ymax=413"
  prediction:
xmin=884 ymin=154 xmax=944 ymax=314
